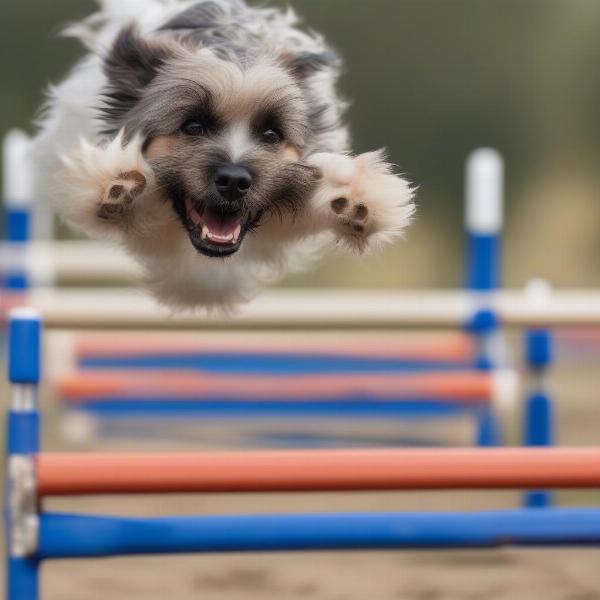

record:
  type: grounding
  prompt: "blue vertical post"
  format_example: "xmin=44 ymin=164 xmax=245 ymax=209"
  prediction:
xmin=523 ymin=319 xmax=553 ymax=508
xmin=464 ymin=148 xmax=504 ymax=446
xmin=5 ymin=308 xmax=42 ymax=600
xmin=465 ymin=148 xmax=503 ymax=294
xmin=2 ymin=130 xmax=33 ymax=291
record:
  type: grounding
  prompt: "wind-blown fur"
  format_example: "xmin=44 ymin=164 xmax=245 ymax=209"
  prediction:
xmin=32 ymin=0 xmax=415 ymax=309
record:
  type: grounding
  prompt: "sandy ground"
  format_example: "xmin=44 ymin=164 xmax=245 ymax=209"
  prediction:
xmin=3 ymin=346 xmax=600 ymax=599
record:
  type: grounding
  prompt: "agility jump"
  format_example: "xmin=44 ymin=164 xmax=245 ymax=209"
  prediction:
xmin=6 ymin=309 xmax=600 ymax=600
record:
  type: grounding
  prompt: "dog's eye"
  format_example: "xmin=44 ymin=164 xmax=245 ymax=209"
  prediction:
xmin=181 ymin=119 xmax=207 ymax=136
xmin=262 ymin=128 xmax=283 ymax=144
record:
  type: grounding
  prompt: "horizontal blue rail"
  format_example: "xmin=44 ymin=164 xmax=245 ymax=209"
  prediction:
xmin=80 ymin=354 xmax=473 ymax=375
xmin=68 ymin=398 xmax=478 ymax=419
xmin=39 ymin=508 xmax=600 ymax=558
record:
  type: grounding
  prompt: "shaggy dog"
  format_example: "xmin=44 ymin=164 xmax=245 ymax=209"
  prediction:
xmin=32 ymin=0 xmax=415 ymax=308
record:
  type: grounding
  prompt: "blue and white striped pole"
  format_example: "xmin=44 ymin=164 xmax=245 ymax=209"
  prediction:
xmin=5 ymin=308 xmax=42 ymax=600
xmin=465 ymin=148 xmax=503 ymax=293
xmin=464 ymin=148 xmax=504 ymax=445
xmin=2 ymin=130 xmax=33 ymax=291
xmin=523 ymin=279 xmax=554 ymax=508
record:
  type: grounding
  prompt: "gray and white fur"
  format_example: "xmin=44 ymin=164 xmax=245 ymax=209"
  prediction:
xmin=32 ymin=0 xmax=415 ymax=309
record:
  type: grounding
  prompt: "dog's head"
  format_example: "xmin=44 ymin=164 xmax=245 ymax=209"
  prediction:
xmin=99 ymin=26 xmax=341 ymax=257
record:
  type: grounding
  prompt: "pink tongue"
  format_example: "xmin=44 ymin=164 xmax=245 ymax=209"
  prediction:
xmin=203 ymin=210 xmax=242 ymax=237
xmin=185 ymin=199 xmax=243 ymax=245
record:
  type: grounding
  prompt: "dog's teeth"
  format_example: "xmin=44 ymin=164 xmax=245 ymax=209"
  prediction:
xmin=198 ymin=223 xmax=240 ymax=245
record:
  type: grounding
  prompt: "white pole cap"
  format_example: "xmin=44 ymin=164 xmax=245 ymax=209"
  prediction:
xmin=525 ymin=278 xmax=553 ymax=308
xmin=465 ymin=148 xmax=504 ymax=234
xmin=3 ymin=129 xmax=33 ymax=208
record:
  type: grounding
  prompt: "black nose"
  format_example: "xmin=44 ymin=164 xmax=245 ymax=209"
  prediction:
xmin=214 ymin=165 xmax=252 ymax=201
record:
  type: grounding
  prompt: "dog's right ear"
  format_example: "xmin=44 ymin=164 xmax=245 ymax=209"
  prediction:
xmin=282 ymin=50 xmax=341 ymax=80
xmin=100 ymin=25 xmax=178 ymax=132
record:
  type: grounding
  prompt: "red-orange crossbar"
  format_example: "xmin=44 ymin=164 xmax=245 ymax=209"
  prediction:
xmin=58 ymin=371 xmax=494 ymax=403
xmin=75 ymin=331 xmax=475 ymax=362
xmin=37 ymin=448 xmax=600 ymax=496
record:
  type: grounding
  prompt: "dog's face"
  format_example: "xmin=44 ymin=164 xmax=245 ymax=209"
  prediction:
xmin=141 ymin=56 xmax=319 ymax=257
xmin=100 ymin=27 xmax=330 ymax=257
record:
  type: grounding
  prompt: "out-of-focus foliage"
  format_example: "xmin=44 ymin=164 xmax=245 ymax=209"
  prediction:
xmin=3 ymin=1 xmax=600 ymax=288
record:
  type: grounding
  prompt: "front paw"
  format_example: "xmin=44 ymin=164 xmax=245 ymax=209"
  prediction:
xmin=329 ymin=195 xmax=370 ymax=241
xmin=309 ymin=151 xmax=415 ymax=251
xmin=98 ymin=170 xmax=147 ymax=221
xmin=58 ymin=131 xmax=153 ymax=235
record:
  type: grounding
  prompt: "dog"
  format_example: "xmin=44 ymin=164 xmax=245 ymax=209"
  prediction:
xmin=32 ymin=0 xmax=415 ymax=309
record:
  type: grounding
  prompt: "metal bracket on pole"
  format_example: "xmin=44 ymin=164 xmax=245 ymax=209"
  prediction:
xmin=8 ymin=455 xmax=38 ymax=558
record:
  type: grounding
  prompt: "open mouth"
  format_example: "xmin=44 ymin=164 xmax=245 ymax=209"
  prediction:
xmin=184 ymin=197 xmax=248 ymax=257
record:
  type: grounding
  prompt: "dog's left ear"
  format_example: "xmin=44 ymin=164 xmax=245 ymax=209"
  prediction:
xmin=283 ymin=50 xmax=341 ymax=79
xmin=100 ymin=25 xmax=181 ymax=133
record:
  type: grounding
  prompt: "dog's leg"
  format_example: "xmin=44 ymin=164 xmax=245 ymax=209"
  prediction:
xmin=305 ymin=151 xmax=415 ymax=252
xmin=57 ymin=131 xmax=153 ymax=238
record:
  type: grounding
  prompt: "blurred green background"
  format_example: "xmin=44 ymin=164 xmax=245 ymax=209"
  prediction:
xmin=2 ymin=0 xmax=600 ymax=289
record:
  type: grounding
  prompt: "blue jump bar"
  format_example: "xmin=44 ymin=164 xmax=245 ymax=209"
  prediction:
xmin=70 ymin=398 xmax=475 ymax=419
xmin=80 ymin=354 xmax=472 ymax=374
xmin=39 ymin=508 xmax=600 ymax=558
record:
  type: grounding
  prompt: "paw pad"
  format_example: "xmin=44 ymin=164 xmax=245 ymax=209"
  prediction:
xmin=330 ymin=197 xmax=369 ymax=221
xmin=331 ymin=197 xmax=348 ymax=214
xmin=329 ymin=195 xmax=371 ymax=239
xmin=98 ymin=170 xmax=147 ymax=221
xmin=354 ymin=203 xmax=368 ymax=221
xmin=119 ymin=170 xmax=147 ymax=195
xmin=107 ymin=184 xmax=125 ymax=200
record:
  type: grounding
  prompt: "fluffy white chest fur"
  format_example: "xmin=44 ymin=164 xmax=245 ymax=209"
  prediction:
xmin=32 ymin=0 xmax=415 ymax=309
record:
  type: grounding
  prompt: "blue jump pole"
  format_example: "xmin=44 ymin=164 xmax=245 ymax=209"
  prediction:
xmin=37 ymin=508 xmax=600 ymax=558
xmin=523 ymin=291 xmax=554 ymax=508
xmin=5 ymin=308 xmax=42 ymax=600
xmin=465 ymin=148 xmax=503 ymax=300
xmin=464 ymin=148 xmax=504 ymax=446
xmin=2 ymin=131 xmax=33 ymax=291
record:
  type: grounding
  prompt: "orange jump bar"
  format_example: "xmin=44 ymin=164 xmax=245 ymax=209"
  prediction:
xmin=37 ymin=448 xmax=600 ymax=496
xmin=58 ymin=371 xmax=494 ymax=403
xmin=75 ymin=331 xmax=475 ymax=362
